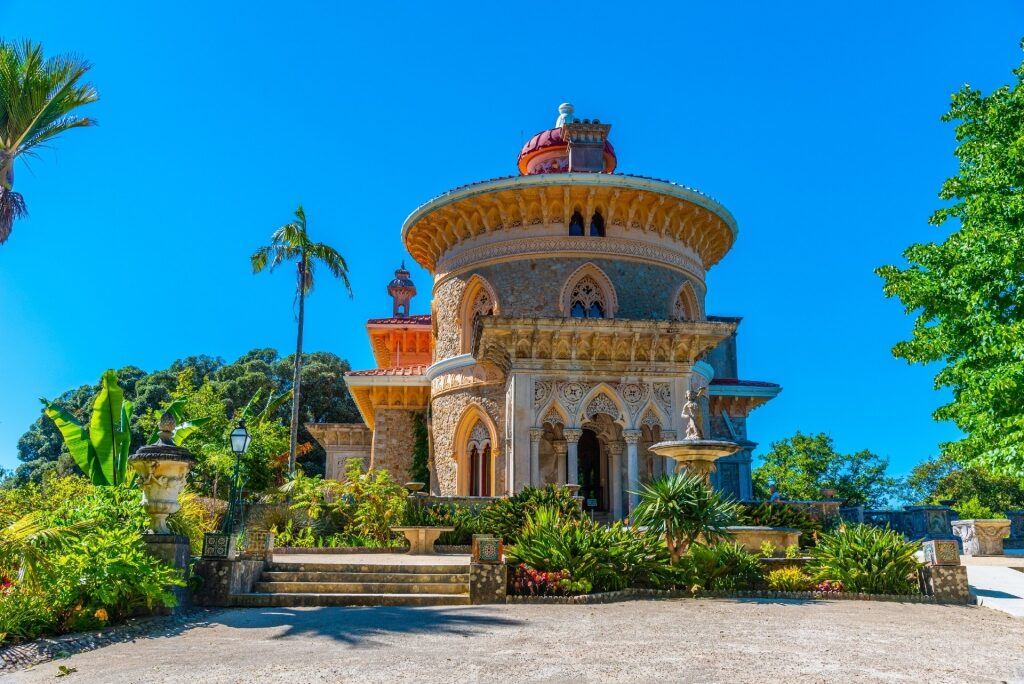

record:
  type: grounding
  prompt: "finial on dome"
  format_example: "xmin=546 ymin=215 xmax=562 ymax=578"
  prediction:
xmin=555 ymin=102 xmax=576 ymax=127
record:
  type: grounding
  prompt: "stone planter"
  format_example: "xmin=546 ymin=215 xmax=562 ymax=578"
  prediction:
xmin=128 ymin=418 xmax=196 ymax=534
xmin=727 ymin=526 xmax=801 ymax=556
xmin=952 ymin=519 xmax=1011 ymax=556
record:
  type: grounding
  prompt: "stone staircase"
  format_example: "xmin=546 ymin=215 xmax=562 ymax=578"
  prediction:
xmin=235 ymin=559 xmax=471 ymax=607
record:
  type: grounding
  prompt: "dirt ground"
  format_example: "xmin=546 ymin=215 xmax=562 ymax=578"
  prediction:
xmin=5 ymin=598 xmax=1023 ymax=683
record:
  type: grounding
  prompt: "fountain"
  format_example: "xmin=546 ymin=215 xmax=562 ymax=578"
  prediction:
xmin=647 ymin=387 xmax=800 ymax=555
xmin=647 ymin=387 xmax=742 ymax=482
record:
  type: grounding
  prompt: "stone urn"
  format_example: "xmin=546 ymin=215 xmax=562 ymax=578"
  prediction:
xmin=129 ymin=413 xmax=196 ymax=534
xmin=951 ymin=519 xmax=1012 ymax=556
xmin=405 ymin=481 xmax=426 ymax=494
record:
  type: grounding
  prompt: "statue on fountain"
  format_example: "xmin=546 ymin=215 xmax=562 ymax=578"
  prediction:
xmin=682 ymin=387 xmax=706 ymax=440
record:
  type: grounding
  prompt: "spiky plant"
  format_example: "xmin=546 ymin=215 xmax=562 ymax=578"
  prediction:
xmin=631 ymin=473 xmax=741 ymax=563
xmin=251 ymin=206 xmax=352 ymax=476
xmin=0 ymin=512 xmax=93 ymax=586
xmin=0 ymin=40 xmax=99 ymax=244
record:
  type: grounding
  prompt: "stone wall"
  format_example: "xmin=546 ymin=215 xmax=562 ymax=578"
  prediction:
xmin=192 ymin=558 xmax=267 ymax=607
xmin=371 ymin=408 xmax=419 ymax=484
xmin=430 ymin=386 xmax=505 ymax=495
xmin=432 ymin=258 xmax=704 ymax=362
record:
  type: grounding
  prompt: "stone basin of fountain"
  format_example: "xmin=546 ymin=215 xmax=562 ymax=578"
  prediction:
xmin=648 ymin=439 xmax=743 ymax=482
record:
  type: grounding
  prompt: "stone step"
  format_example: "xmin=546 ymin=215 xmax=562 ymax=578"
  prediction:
xmin=268 ymin=562 xmax=468 ymax=574
xmin=261 ymin=571 xmax=469 ymax=584
xmin=253 ymin=581 xmax=469 ymax=595
xmin=235 ymin=592 xmax=470 ymax=607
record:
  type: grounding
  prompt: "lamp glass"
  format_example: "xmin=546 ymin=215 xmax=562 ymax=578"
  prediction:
xmin=230 ymin=423 xmax=251 ymax=454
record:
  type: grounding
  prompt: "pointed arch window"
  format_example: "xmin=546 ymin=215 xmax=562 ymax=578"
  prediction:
xmin=673 ymin=281 xmax=702 ymax=322
xmin=589 ymin=211 xmax=605 ymax=237
xmin=569 ymin=276 xmax=607 ymax=319
xmin=467 ymin=421 xmax=492 ymax=496
xmin=568 ymin=210 xmax=585 ymax=236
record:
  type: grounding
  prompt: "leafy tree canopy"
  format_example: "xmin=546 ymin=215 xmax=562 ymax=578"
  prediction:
xmin=903 ymin=453 xmax=1024 ymax=515
xmin=12 ymin=350 xmax=359 ymax=485
xmin=752 ymin=432 xmax=901 ymax=508
xmin=877 ymin=46 xmax=1024 ymax=476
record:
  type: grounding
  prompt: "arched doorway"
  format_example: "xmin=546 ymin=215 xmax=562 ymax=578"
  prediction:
xmin=578 ymin=428 xmax=605 ymax=512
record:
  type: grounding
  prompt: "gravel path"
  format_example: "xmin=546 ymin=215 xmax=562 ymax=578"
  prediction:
xmin=4 ymin=598 xmax=1022 ymax=683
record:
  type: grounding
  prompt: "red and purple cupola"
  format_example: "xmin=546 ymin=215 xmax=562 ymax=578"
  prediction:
xmin=516 ymin=103 xmax=617 ymax=175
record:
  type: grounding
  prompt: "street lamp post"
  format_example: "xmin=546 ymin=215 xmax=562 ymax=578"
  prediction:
xmin=222 ymin=419 xmax=252 ymax=536
xmin=203 ymin=418 xmax=251 ymax=559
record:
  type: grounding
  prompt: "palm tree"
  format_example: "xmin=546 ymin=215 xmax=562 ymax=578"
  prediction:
xmin=0 ymin=511 xmax=93 ymax=586
xmin=251 ymin=206 xmax=352 ymax=476
xmin=0 ymin=40 xmax=99 ymax=244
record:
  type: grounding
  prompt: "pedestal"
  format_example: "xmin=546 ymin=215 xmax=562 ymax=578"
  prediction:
xmin=470 ymin=561 xmax=507 ymax=604
xmin=141 ymin=533 xmax=191 ymax=612
xmin=952 ymin=519 xmax=1011 ymax=556
xmin=918 ymin=565 xmax=972 ymax=604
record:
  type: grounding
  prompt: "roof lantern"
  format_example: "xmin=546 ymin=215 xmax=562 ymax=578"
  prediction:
xmin=517 ymin=103 xmax=617 ymax=175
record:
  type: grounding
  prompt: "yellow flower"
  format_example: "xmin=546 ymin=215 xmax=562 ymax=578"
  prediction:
xmin=94 ymin=608 xmax=109 ymax=622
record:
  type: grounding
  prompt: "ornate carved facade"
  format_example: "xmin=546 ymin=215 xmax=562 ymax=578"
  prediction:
xmin=307 ymin=104 xmax=781 ymax=518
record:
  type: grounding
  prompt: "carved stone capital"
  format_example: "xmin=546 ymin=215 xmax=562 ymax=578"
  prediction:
xmin=552 ymin=440 xmax=568 ymax=456
xmin=607 ymin=442 xmax=624 ymax=457
xmin=529 ymin=427 xmax=545 ymax=443
xmin=623 ymin=429 xmax=642 ymax=445
xmin=563 ymin=429 xmax=583 ymax=444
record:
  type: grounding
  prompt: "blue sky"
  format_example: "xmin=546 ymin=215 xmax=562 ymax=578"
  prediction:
xmin=1 ymin=2 xmax=1021 ymax=477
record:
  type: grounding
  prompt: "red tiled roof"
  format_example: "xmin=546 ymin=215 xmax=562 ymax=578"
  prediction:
xmin=711 ymin=378 xmax=780 ymax=388
xmin=347 ymin=364 xmax=428 ymax=377
xmin=366 ymin=314 xmax=431 ymax=326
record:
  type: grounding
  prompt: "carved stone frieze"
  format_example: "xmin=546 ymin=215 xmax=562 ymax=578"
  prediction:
xmin=585 ymin=393 xmax=620 ymax=421
xmin=533 ymin=380 xmax=553 ymax=408
xmin=618 ymin=382 xmax=650 ymax=416
xmin=653 ymin=383 xmax=672 ymax=412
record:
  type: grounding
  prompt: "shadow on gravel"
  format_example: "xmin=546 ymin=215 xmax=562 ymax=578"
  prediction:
xmin=209 ymin=606 xmax=524 ymax=646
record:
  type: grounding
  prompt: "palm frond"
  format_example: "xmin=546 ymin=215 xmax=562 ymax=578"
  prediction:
xmin=309 ymin=242 xmax=353 ymax=297
xmin=0 ymin=188 xmax=26 ymax=244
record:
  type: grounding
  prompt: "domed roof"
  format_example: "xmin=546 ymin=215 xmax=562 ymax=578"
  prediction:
xmin=517 ymin=103 xmax=617 ymax=175
xmin=387 ymin=262 xmax=415 ymax=289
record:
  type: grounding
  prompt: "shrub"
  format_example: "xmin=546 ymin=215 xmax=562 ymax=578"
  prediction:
xmin=739 ymin=502 xmax=822 ymax=548
xmin=759 ymin=540 xmax=777 ymax=558
xmin=678 ymin=542 xmax=763 ymax=591
xmin=402 ymin=502 xmax=487 ymax=545
xmin=507 ymin=507 xmax=671 ymax=592
xmin=766 ymin=567 xmax=813 ymax=592
xmin=167 ymin=489 xmax=218 ymax=554
xmin=47 ymin=526 xmax=183 ymax=621
xmin=808 ymin=524 xmax=922 ymax=594
xmin=953 ymin=496 xmax=1006 ymax=520
xmin=631 ymin=474 xmax=741 ymax=562
xmin=784 ymin=544 xmax=801 ymax=559
xmin=480 ymin=485 xmax=581 ymax=542
xmin=0 ymin=587 xmax=55 ymax=643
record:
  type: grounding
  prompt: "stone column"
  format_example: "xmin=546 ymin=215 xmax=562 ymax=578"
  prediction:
xmin=624 ymin=430 xmax=641 ymax=514
xmin=529 ymin=428 xmax=544 ymax=487
xmin=608 ymin=441 xmax=624 ymax=521
xmin=554 ymin=440 xmax=567 ymax=484
xmin=563 ymin=429 xmax=583 ymax=486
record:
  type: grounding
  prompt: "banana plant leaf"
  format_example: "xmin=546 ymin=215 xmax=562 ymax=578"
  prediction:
xmin=88 ymin=370 xmax=123 ymax=486
xmin=41 ymin=400 xmax=97 ymax=483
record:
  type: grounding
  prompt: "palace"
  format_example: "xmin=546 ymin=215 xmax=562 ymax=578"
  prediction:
xmin=308 ymin=104 xmax=780 ymax=519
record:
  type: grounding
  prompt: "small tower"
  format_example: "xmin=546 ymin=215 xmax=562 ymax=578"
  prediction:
xmin=387 ymin=262 xmax=416 ymax=317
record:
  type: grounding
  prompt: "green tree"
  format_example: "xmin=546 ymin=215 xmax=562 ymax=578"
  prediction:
xmin=904 ymin=453 xmax=1024 ymax=513
xmin=0 ymin=40 xmax=99 ymax=244
xmin=752 ymin=432 xmax=900 ymax=508
xmin=251 ymin=206 xmax=353 ymax=476
xmin=877 ymin=47 xmax=1024 ymax=476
